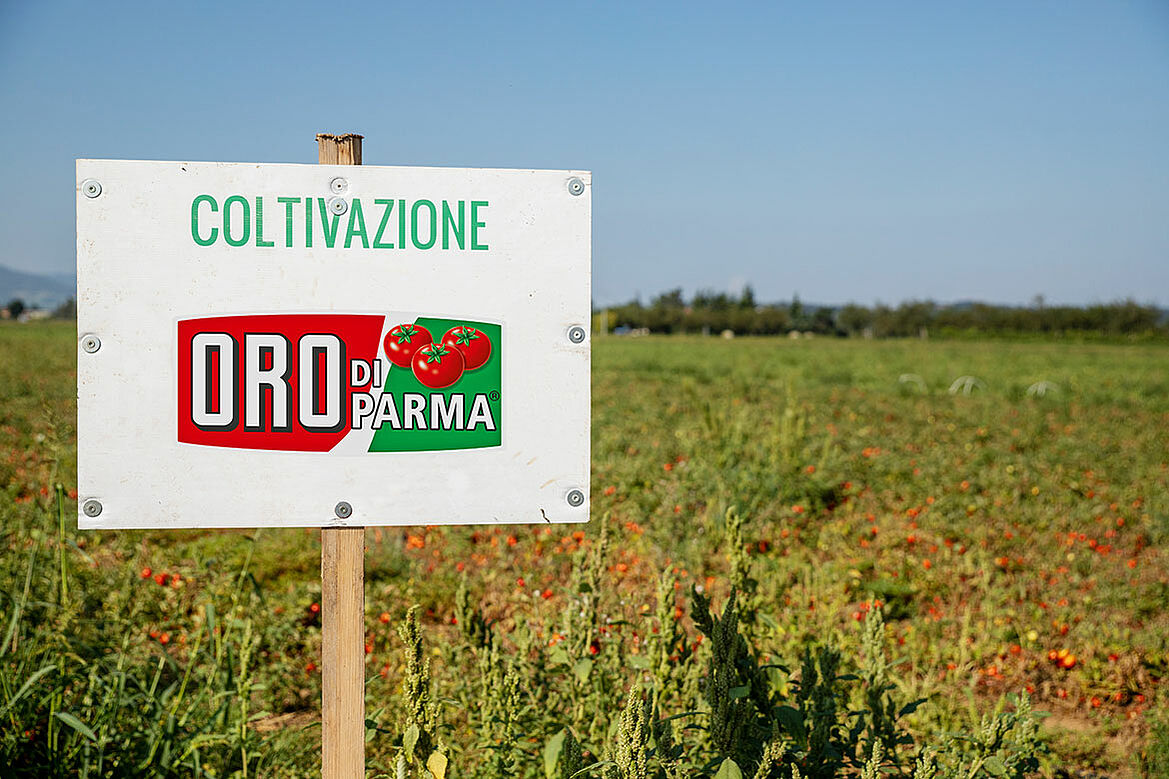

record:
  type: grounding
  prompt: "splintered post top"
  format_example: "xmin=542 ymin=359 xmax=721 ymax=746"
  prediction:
xmin=316 ymin=133 xmax=363 ymax=165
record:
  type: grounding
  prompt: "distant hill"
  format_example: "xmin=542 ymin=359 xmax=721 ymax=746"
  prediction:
xmin=0 ymin=265 xmax=76 ymax=310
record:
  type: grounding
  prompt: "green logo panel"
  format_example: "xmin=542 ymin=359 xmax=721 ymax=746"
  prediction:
xmin=368 ymin=317 xmax=501 ymax=452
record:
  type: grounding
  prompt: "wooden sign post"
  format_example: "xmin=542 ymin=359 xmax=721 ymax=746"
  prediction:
xmin=318 ymin=133 xmax=366 ymax=778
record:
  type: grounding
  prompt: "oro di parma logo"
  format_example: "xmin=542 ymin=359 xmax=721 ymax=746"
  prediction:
xmin=177 ymin=314 xmax=502 ymax=453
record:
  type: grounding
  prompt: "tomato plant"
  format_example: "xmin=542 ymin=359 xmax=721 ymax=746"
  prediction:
xmin=411 ymin=342 xmax=465 ymax=388
xmin=442 ymin=326 xmax=492 ymax=370
xmin=384 ymin=323 xmax=433 ymax=369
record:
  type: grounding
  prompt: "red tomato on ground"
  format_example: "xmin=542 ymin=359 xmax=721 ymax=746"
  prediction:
xmin=384 ymin=324 xmax=433 ymax=368
xmin=442 ymin=326 xmax=492 ymax=370
xmin=412 ymin=343 xmax=465 ymax=388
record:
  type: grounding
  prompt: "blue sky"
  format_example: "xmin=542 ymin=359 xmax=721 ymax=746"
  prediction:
xmin=2 ymin=1 xmax=1166 ymax=306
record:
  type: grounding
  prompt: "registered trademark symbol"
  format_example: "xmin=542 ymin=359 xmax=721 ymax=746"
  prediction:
xmin=489 ymin=391 xmax=500 ymax=402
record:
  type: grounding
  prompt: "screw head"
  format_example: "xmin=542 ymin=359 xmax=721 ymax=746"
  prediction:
xmin=566 ymin=489 xmax=585 ymax=508
xmin=81 ymin=179 xmax=102 ymax=198
xmin=327 ymin=197 xmax=348 ymax=216
xmin=334 ymin=501 xmax=353 ymax=519
xmin=81 ymin=334 xmax=101 ymax=353
xmin=329 ymin=176 xmax=348 ymax=194
xmin=567 ymin=326 xmax=587 ymax=344
xmin=82 ymin=499 xmax=102 ymax=518
xmin=567 ymin=177 xmax=585 ymax=197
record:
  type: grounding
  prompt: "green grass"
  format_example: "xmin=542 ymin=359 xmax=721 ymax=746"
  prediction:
xmin=1 ymin=322 xmax=1166 ymax=777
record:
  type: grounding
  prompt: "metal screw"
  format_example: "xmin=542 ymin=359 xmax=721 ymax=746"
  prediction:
xmin=327 ymin=196 xmax=348 ymax=216
xmin=329 ymin=176 xmax=348 ymax=194
xmin=567 ymin=177 xmax=585 ymax=196
xmin=82 ymin=499 xmax=103 ymax=518
xmin=566 ymin=489 xmax=585 ymax=507
xmin=81 ymin=335 xmax=101 ymax=353
xmin=334 ymin=501 xmax=353 ymax=519
xmin=81 ymin=179 xmax=102 ymax=198
xmin=567 ymin=326 xmax=587 ymax=344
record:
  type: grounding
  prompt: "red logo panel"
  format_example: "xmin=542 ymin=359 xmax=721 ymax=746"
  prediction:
xmin=177 ymin=314 xmax=384 ymax=451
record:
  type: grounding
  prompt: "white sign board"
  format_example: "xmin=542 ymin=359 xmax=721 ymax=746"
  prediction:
xmin=76 ymin=160 xmax=590 ymax=529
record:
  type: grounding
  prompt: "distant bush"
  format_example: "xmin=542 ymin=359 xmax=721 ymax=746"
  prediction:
xmin=51 ymin=298 xmax=76 ymax=319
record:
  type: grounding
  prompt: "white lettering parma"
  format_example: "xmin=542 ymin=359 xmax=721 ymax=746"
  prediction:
xmin=351 ymin=392 xmax=496 ymax=432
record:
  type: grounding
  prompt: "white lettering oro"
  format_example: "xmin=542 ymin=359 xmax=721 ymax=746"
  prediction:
xmin=190 ymin=331 xmax=345 ymax=432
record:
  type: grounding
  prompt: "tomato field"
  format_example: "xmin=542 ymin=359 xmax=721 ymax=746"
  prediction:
xmin=1 ymin=321 xmax=1166 ymax=777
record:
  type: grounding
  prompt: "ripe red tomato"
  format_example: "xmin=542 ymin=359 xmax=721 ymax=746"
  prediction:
xmin=412 ymin=343 xmax=465 ymax=388
xmin=442 ymin=326 xmax=492 ymax=370
xmin=384 ymin=323 xmax=433 ymax=368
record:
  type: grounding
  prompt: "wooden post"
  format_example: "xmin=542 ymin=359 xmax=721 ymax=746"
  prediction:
xmin=318 ymin=132 xmax=365 ymax=779
xmin=317 ymin=133 xmax=363 ymax=166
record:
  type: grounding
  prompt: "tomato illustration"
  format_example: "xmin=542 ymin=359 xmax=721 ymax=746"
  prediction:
xmin=411 ymin=343 xmax=465 ymax=388
xmin=384 ymin=323 xmax=433 ymax=369
xmin=442 ymin=326 xmax=492 ymax=371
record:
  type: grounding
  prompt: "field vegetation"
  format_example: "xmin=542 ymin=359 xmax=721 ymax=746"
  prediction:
xmin=1 ymin=322 xmax=1167 ymax=777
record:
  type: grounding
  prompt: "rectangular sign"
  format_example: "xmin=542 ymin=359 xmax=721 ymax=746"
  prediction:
xmin=76 ymin=160 xmax=591 ymax=528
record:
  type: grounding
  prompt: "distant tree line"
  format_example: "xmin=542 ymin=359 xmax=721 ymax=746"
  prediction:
xmin=2 ymin=298 xmax=76 ymax=320
xmin=600 ymin=288 xmax=1167 ymax=338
